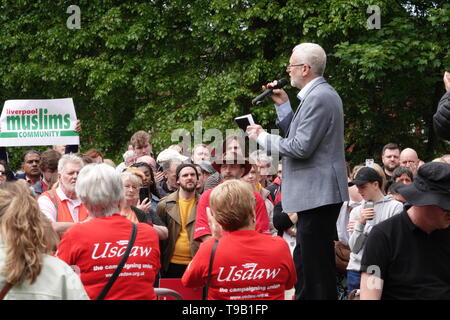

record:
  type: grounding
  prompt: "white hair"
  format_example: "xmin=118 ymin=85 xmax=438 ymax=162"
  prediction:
xmin=292 ymin=43 xmax=327 ymax=76
xmin=249 ymin=150 xmax=273 ymax=165
xmin=58 ymin=154 xmax=84 ymax=173
xmin=76 ymin=163 xmax=124 ymax=218
xmin=122 ymin=150 xmax=135 ymax=161
xmin=120 ymin=171 xmax=143 ymax=187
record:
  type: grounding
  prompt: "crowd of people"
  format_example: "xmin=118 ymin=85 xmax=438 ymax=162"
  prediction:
xmin=0 ymin=43 xmax=449 ymax=300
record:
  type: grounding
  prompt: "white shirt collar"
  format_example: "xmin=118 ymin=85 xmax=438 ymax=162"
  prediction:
xmin=297 ymin=76 xmax=323 ymax=101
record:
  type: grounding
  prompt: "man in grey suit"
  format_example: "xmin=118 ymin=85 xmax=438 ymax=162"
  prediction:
xmin=247 ymin=43 xmax=349 ymax=300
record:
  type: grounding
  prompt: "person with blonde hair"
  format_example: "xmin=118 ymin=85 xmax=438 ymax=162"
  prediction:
xmin=370 ymin=163 xmax=388 ymax=194
xmin=0 ymin=181 xmax=88 ymax=300
xmin=182 ymin=180 xmax=296 ymax=300
xmin=121 ymin=168 xmax=168 ymax=240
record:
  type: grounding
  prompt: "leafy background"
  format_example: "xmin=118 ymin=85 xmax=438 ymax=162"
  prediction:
xmin=1 ymin=0 xmax=449 ymax=170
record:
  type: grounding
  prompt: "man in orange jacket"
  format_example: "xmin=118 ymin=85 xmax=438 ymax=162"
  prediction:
xmin=38 ymin=154 xmax=89 ymax=236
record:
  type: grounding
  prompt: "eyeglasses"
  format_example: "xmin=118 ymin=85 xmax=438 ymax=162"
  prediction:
xmin=124 ymin=184 xmax=140 ymax=190
xmin=286 ymin=63 xmax=309 ymax=70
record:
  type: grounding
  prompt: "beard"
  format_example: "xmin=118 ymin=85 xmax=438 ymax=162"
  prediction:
xmin=385 ymin=163 xmax=399 ymax=172
xmin=290 ymin=75 xmax=303 ymax=89
xmin=180 ymin=181 xmax=196 ymax=193
xmin=222 ymin=174 xmax=239 ymax=181
xmin=290 ymin=78 xmax=297 ymax=88
xmin=60 ymin=180 xmax=76 ymax=196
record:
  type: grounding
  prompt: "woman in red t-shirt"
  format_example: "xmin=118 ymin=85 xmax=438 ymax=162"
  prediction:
xmin=182 ymin=180 xmax=296 ymax=300
xmin=56 ymin=163 xmax=160 ymax=300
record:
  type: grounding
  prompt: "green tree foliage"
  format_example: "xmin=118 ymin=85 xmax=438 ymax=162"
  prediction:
xmin=0 ymin=0 xmax=448 ymax=169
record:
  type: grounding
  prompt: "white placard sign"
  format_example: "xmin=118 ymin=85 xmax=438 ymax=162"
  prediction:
xmin=0 ymin=98 xmax=79 ymax=147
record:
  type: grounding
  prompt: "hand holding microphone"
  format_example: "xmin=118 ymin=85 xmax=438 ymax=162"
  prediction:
xmin=247 ymin=78 xmax=289 ymax=141
xmin=252 ymin=78 xmax=289 ymax=105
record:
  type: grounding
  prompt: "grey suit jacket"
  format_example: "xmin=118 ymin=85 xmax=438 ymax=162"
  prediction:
xmin=259 ymin=77 xmax=349 ymax=213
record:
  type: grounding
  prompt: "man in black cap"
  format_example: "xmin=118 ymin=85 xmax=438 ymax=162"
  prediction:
xmin=156 ymin=163 xmax=200 ymax=278
xmin=346 ymin=166 xmax=402 ymax=295
xmin=359 ymin=162 xmax=450 ymax=300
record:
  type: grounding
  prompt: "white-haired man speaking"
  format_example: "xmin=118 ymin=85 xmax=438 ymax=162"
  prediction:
xmin=247 ymin=43 xmax=349 ymax=300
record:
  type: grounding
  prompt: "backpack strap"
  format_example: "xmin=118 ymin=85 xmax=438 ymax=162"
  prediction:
xmin=202 ymin=239 xmax=219 ymax=300
xmin=0 ymin=282 xmax=13 ymax=300
xmin=96 ymin=222 xmax=138 ymax=300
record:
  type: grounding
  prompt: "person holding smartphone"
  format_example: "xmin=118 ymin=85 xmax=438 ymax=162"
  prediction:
xmin=346 ymin=166 xmax=403 ymax=296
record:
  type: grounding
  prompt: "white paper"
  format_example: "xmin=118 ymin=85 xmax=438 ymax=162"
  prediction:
xmin=234 ymin=114 xmax=255 ymax=125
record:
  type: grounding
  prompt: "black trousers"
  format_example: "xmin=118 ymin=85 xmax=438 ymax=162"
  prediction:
xmin=294 ymin=202 xmax=342 ymax=300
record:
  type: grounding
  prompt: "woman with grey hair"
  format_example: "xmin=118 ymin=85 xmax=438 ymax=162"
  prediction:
xmin=56 ymin=163 xmax=161 ymax=300
xmin=120 ymin=168 xmax=168 ymax=240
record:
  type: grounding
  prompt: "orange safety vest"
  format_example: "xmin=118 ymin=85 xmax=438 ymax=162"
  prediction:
xmin=40 ymin=189 xmax=89 ymax=223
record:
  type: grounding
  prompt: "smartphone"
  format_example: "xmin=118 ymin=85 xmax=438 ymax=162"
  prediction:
xmin=364 ymin=201 xmax=374 ymax=220
xmin=365 ymin=159 xmax=374 ymax=168
xmin=364 ymin=201 xmax=374 ymax=209
xmin=139 ymin=188 xmax=149 ymax=203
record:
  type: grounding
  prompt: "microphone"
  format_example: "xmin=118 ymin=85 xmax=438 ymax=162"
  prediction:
xmin=251 ymin=78 xmax=289 ymax=105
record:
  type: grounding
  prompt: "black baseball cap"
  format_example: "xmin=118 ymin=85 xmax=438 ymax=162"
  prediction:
xmin=176 ymin=163 xmax=199 ymax=181
xmin=348 ymin=167 xmax=382 ymax=187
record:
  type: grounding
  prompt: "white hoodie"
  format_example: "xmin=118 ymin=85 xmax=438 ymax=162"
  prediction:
xmin=347 ymin=195 xmax=403 ymax=271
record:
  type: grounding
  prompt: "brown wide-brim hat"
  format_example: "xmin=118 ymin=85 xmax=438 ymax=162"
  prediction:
xmin=212 ymin=152 xmax=252 ymax=177
xmin=398 ymin=162 xmax=450 ymax=211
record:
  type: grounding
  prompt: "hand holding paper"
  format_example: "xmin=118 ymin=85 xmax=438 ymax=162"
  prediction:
xmin=246 ymin=124 xmax=266 ymax=141
xmin=234 ymin=114 xmax=255 ymax=132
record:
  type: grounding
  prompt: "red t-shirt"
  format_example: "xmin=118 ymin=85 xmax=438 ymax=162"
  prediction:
xmin=194 ymin=187 xmax=270 ymax=241
xmin=56 ymin=214 xmax=160 ymax=300
xmin=182 ymin=230 xmax=296 ymax=300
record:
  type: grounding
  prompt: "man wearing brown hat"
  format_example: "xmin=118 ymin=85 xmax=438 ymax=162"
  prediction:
xmin=360 ymin=162 xmax=450 ymax=300
xmin=193 ymin=152 xmax=270 ymax=243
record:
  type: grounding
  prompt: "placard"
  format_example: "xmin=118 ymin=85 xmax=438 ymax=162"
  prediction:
xmin=0 ymin=98 xmax=79 ymax=146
